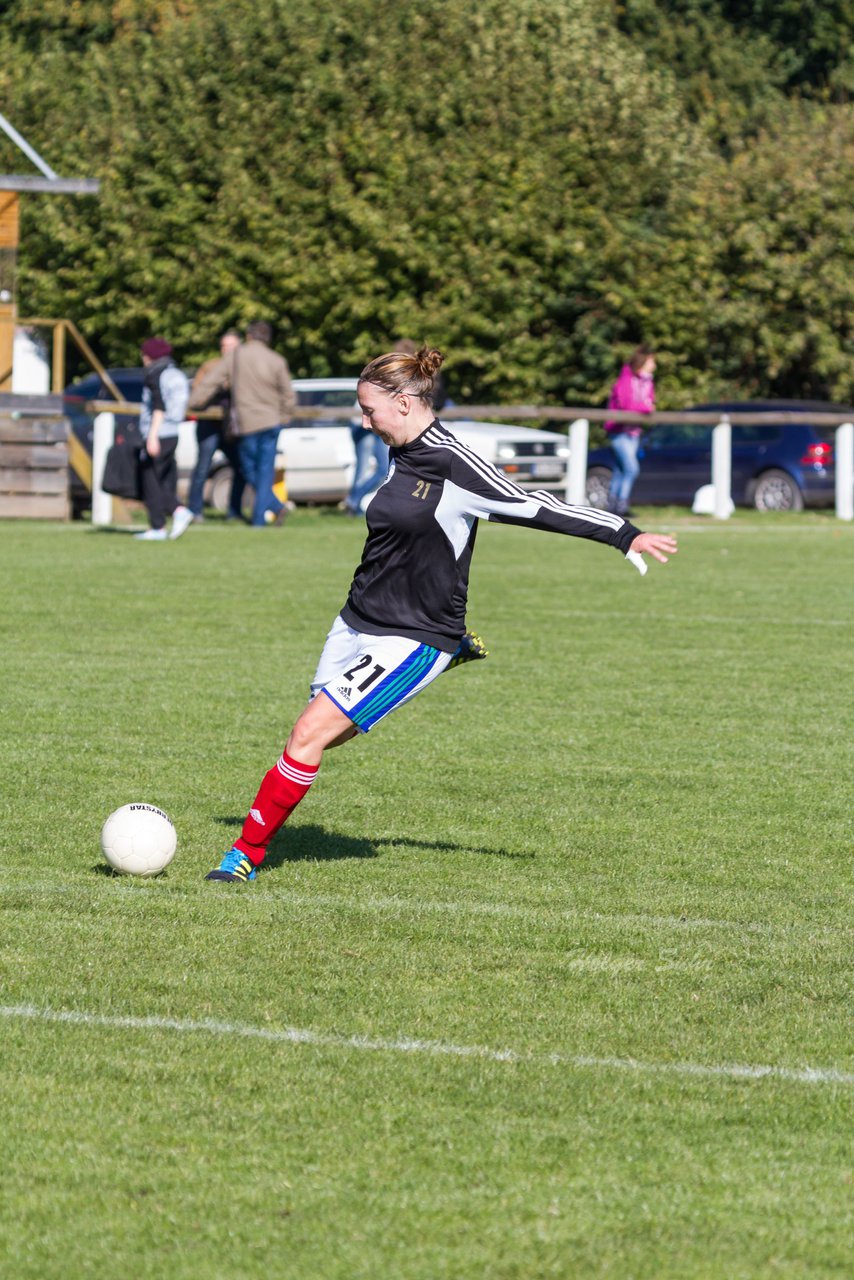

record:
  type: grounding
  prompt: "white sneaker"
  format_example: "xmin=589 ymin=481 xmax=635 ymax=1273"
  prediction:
xmin=134 ymin=528 xmax=168 ymax=541
xmin=170 ymin=506 xmax=194 ymax=540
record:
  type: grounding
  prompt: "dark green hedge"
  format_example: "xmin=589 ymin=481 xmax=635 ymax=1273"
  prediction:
xmin=1 ymin=0 xmax=852 ymax=405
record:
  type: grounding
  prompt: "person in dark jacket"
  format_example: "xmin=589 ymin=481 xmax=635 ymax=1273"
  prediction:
xmin=186 ymin=329 xmax=243 ymax=522
xmin=135 ymin=337 xmax=192 ymax=541
xmin=205 ymin=346 xmax=677 ymax=882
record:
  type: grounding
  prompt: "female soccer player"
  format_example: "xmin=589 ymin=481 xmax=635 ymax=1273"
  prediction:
xmin=206 ymin=347 xmax=677 ymax=881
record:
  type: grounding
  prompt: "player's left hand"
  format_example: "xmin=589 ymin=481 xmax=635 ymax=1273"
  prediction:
xmin=629 ymin=532 xmax=678 ymax=564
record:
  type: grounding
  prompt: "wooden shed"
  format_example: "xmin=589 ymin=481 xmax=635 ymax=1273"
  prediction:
xmin=0 ymin=392 xmax=70 ymax=519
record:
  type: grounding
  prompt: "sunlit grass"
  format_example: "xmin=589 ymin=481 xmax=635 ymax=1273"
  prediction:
xmin=0 ymin=511 xmax=851 ymax=1279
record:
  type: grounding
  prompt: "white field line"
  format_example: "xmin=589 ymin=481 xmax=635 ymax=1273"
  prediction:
xmin=0 ymin=876 xmax=850 ymax=940
xmin=259 ymin=891 xmax=852 ymax=938
xmin=557 ymin=609 xmax=849 ymax=629
xmin=250 ymin=891 xmax=854 ymax=943
xmin=1 ymin=880 xmax=850 ymax=942
xmin=2 ymin=1003 xmax=851 ymax=1087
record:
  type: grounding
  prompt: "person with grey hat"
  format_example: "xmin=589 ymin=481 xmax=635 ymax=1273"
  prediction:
xmin=136 ymin=337 xmax=192 ymax=541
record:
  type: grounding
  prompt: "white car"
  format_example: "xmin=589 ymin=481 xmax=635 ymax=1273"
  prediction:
xmin=180 ymin=377 xmax=570 ymax=509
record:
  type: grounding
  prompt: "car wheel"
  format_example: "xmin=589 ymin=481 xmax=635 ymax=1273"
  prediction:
xmin=206 ymin=465 xmax=234 ymax=513
xmin=206 ymin=466 xmax=259 ymax=518
xmin=752 ymin=469 xmax=804 ymax=512
xmin=586 ymin=466 xmax=612 ymax=509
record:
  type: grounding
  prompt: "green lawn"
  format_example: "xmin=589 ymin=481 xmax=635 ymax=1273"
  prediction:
xmin=1 ymin=509 xmax=851 ymax=1279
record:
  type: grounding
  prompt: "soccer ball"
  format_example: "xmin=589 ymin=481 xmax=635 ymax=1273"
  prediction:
xmin=100 ymin=803 xmax=177 ymax=877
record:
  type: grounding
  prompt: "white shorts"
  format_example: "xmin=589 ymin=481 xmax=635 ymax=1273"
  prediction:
xmin=310 ymin=615 xmax=453 ymax=732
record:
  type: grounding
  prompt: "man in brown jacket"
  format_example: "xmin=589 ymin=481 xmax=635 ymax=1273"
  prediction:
xmin=190 ymin=320 xmax=296 ymax=527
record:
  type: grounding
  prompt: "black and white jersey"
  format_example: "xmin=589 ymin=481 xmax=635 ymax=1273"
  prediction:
xmin=340 ymin=420 xmax=640 ymax=653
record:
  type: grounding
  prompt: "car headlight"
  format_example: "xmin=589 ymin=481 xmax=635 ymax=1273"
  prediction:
xmin=557 ymin=445 xmax=570 ymax=458
xmin=497 ymin=445 xmax=517 ymax=460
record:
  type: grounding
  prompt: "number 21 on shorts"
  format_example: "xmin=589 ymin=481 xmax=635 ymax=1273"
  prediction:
xmin=342 ymin=654 xmax=387 ymax=692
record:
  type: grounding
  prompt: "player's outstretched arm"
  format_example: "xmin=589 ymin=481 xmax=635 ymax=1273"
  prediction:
xmin=629 ymin=532 xmax=678 ymax=566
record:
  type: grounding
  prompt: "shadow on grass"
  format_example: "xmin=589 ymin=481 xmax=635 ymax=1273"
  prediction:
xmin=214 ymin=818 xmax=378 ymax=866
xmin=214 ymin=818 xmax=532 ymax=864
xmin=90 ymin=863 xmax=174 ymax=878
xmin=384 ymin=837 xmax=534 ymax=861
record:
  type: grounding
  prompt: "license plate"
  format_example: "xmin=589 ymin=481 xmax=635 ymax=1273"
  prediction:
xmin=532 ymin=463 xmax=563 ymax=478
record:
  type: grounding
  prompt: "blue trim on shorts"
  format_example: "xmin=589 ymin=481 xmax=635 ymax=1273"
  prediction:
xmin=350 ymin=643 xmax=443 ymax=731
xmin=319 ymin=687 xmax=352 ymax=721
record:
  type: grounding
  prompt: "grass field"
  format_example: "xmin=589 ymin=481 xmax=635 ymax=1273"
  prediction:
xmin=1 ymin=508 xmax=852 ymax=1279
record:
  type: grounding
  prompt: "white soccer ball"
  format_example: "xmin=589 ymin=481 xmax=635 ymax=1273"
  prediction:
xmin=100 ymin=803 xmax=177 ymax=877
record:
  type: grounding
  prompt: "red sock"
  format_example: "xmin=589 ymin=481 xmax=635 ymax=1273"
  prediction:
xmin=234 ymin=751 xmax=319 ymax=865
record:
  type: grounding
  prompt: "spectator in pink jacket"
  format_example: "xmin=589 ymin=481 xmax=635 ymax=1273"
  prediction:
xmin=604 ymin=344 xmax=656 ymax=516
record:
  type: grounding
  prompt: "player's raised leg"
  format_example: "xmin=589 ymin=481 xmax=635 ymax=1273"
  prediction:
xmin=205 ymin=695 xmax=354 ymax=882
xmin=205 ymin=620 xmax=453 ymax=882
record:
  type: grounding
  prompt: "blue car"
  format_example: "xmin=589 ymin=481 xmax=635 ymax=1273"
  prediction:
xmin=585 ymin=400 xmax=848 ymax=511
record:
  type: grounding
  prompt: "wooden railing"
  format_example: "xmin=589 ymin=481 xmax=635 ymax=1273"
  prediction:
xmin=84 ymin=400 xmax=854 ymax=524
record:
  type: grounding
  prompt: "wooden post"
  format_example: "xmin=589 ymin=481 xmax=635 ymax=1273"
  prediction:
xmin=51 ymin=318 xmax=66 ymax=393
xmin=0 ymin=190 xmax=19 ymax=392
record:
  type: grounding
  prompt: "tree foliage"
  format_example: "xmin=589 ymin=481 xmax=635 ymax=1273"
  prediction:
xmin=617 ymin=0 xmax=854 ymax=101
xmin=0 ymin=0 xmax=851 ymax=403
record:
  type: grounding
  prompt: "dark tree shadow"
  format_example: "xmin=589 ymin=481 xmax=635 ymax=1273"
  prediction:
xmin=213 ymin=818 xmax=533 ymax=865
